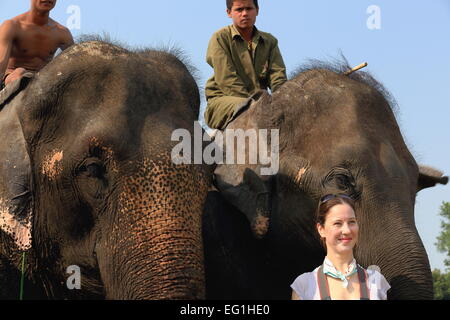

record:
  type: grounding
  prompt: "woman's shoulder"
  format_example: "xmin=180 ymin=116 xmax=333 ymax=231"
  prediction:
xmin=291 ymin=267 xmax=320 ymax=300
xmin=291 ymin=267 xmax=320 ymax=290
xmin=293 ymin=266 xmax=320 ymax=283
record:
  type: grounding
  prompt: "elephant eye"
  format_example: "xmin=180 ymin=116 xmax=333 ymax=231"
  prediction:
xmin=79 ymin=161 xmax=104 ymax=179
xmin=323 ymin=167 xmax=358 ymax=196
xmin=87 ymin=163 xmax=103 ymax=178
xmin=335 ymin=174 xmax=352 ymax=189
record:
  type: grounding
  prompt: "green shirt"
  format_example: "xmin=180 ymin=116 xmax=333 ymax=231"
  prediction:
xmin=205 ymin=24 xmax=287 ymax=101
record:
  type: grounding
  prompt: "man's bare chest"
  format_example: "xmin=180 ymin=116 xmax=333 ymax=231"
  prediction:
xmin=12 ymin=26 xmax=63 ymax=60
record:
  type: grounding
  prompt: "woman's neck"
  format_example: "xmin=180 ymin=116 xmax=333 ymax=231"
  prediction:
xmin=326 ymin=251 xmax=355 ymax=274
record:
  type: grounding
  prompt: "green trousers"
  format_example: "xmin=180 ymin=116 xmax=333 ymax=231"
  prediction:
xmin=204 ymin=96 xmax=249 ymax=130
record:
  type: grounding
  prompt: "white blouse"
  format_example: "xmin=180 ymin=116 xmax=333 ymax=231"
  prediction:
xmin=291 ymin=266 xmax=391 ymax=300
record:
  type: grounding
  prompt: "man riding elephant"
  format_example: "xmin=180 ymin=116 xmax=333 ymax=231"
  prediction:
xmin=0 ymin=0 xmax=74 ymax=90
xmin=204 ymin=0 xmax=287 ymax=130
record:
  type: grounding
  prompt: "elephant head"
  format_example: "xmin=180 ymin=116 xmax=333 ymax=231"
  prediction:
xmin=211 ymin=64 xmax=448 ymax=299
xmin=0 ymin=41 xmax=211 ymax=299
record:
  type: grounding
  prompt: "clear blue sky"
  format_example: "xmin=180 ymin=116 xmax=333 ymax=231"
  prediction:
xmin=1 ymin=0 xmax=449 ymax=271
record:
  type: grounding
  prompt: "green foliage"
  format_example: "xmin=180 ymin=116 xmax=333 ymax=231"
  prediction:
xmin=433 ymin=269 xmax=450 ymax=300
xmin=433 ymin=202 xmax=450 ymax=300
xmin=435 ymin=202 xmax=450 ymax=268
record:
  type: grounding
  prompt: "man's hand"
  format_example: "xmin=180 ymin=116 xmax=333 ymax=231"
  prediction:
xmin=0 ymin=20 xmax=17 ymax=81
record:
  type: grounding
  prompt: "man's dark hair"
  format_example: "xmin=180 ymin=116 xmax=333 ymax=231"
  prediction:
xmin=226 ymin=0 xmax=259 ymax=10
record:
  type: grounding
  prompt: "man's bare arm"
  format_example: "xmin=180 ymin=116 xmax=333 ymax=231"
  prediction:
xmin=0 ymin=20 xmax=17 ymax=81
xmin=59 ymin=26 xmax=74 ymax=51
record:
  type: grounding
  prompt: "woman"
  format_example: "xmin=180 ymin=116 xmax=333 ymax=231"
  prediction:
xmin=291 ymin=194 xmax=391 ymax=300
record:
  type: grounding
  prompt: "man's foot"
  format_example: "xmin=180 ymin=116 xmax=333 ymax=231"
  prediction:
xmin=4 ymin=68 xmax=27 ymax=85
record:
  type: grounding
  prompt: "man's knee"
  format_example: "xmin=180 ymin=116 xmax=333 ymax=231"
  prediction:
xmin=205 ymin=96 xmax=248 ymax=130
xmin=5 ymin=68 xmax=27 ymax=85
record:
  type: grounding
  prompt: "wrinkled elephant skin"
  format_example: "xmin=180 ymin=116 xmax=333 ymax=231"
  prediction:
xmin=0 ymin=41 xmax=211 ymax=300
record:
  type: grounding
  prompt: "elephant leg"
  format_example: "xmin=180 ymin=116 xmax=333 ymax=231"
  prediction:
xmin=203 ymin=191 xmax=270 ymax=299
xmin=0 ymin=254 xmax=20 ymax=300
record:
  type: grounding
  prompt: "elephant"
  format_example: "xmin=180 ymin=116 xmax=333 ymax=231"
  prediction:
xmin=202 ymin=61 xmax=448 ymax=300
xmin=0 ymin=40 xmax=211 ymax=299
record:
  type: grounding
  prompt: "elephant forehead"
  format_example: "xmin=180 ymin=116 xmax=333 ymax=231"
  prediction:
xmin=378 ymin=142 xmax=410 ymax=179
xmin=41 ymin=150 xmax=64 ymax=180
xmin=63 ymin=42 xmax=129 ymax=61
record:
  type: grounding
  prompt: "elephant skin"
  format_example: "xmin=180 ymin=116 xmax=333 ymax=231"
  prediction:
xmin=203 ymin=64 xmax=448 ymax=300
xmin=0 ymin=41 xmax=211 ymax=300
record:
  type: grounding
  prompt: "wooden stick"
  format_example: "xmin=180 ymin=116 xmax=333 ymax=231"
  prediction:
xmin=343 ymin=62 xmax=368 ymax=76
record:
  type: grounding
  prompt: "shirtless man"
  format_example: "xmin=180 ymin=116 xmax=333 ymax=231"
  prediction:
xmin=0 ymin=0 xmax=74 ymax=90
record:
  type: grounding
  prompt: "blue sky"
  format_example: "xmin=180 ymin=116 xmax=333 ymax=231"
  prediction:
xmin=1 ymin=0 xmax=449 ymax=271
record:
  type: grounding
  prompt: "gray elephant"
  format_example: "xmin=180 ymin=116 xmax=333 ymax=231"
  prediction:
xmin=202 ymin=62 xmax=448 ymax=300
xmin=0 ymin=41 xmax=211 ymax=299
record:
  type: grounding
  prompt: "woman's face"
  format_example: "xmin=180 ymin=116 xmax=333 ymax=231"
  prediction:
xmin=317 ymin=203 xmax=359 ymax=254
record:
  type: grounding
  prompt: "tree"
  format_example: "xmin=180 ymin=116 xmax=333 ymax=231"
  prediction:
xmin=433 ymin=201 xmax=450 ymax=300
xmin=433 ymin=269 xmax=450 ymax=300
xmin=436 ymin=202 xmax=450 ymax=269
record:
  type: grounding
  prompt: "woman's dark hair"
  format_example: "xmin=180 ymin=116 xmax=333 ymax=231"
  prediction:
xmin=316 ymin=195 xmax=356 ymax=226
xmin=316 ymin=194 xmax=356 ymax=249
xmin=226 ymin=0 xmax=259 ymax=10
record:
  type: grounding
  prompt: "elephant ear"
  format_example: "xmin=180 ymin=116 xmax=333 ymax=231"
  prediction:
xmin=417 ymin=165 xmax=448 ymax=192
xmin=213 ymin=91 xmax=276 ymax=239
xmin=0 ymin=96 xmax=33 ymax=251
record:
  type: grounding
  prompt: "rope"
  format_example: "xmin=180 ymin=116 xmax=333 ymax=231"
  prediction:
xmin=19 ymin=252 xmax=26 ymax=300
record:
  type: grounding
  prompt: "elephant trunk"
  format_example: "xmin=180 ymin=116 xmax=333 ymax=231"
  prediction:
xmin=109 ymin=219 xmax=205 ymax=300
xmin=379 ymin=231 xmax=433 ymax=300
xmin=357 ymin=218 xmax=433 ymax=300
xmin=99 ymin=158 xmax=208 ymax=300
